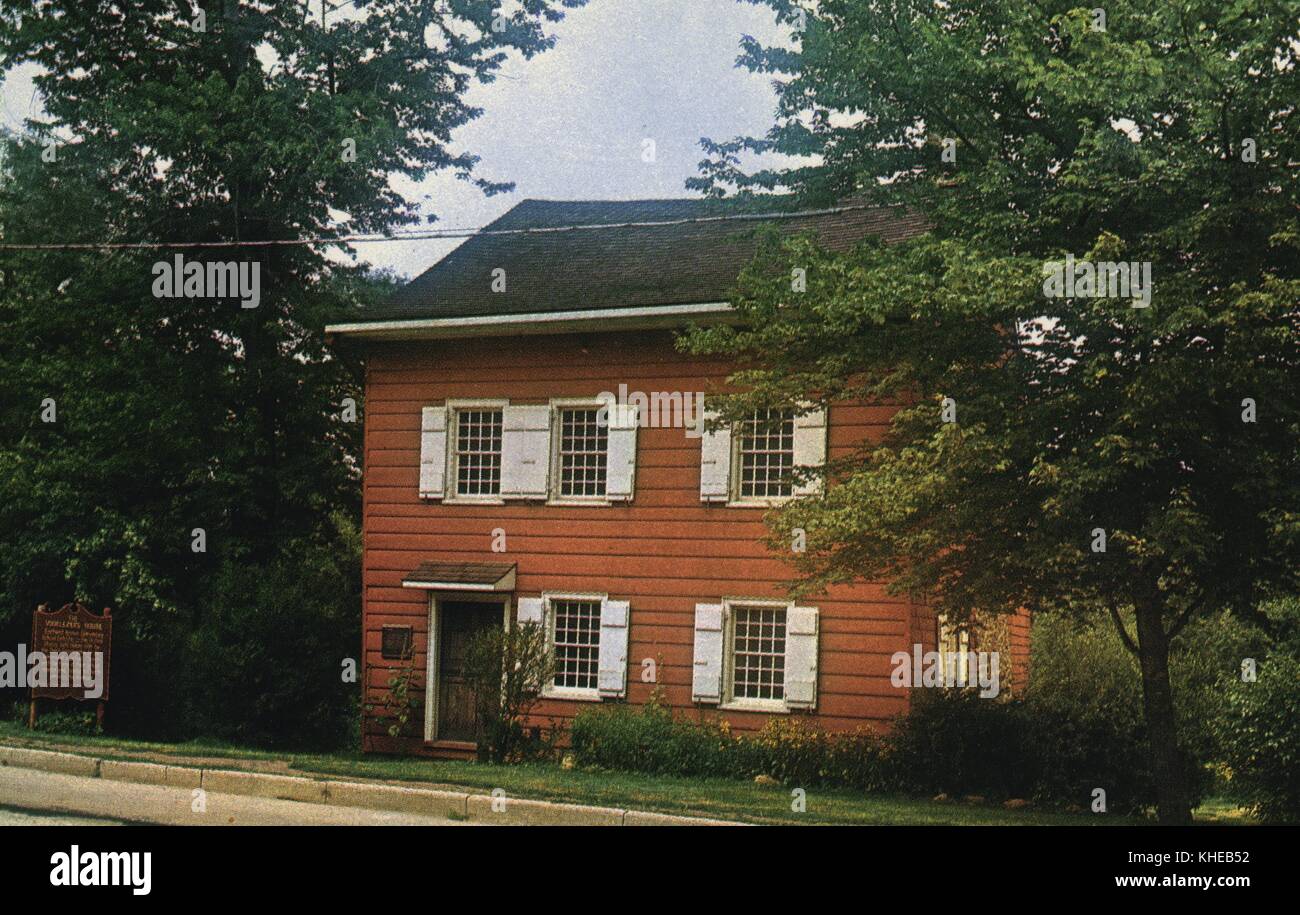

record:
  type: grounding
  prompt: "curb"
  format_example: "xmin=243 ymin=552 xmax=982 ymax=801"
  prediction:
xmin=0 ymin=743 xmax=738 ymax=827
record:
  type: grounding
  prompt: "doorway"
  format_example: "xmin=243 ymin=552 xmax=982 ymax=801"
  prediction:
xmin=432 ymin=599 xmax=505 ymax=742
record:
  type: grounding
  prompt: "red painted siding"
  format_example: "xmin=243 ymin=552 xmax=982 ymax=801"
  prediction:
xmin=359 ymin=329 xmax=1028 ymax=754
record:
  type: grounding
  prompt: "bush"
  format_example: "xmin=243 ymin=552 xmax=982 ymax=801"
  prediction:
xmin=570 ymin=688 xmax=1170 ymax=814
xmin=565 ymin=606 xmax=1289 ymax=814
xmin=1215 ymin=651 xmax=1300 ymax=823
xmin=571 ymin=700 xmax=736 ymax=778
xmin=888 ymin=690 xmax=1033 ymax=799
xmin=1026 ymin=611 xmax=1257 ymax=808
xmin=742 ymin=718 xmax=894 ymax=791
xmin=464 ymin=621 xmax=555 ymax=763
xmin=172 ymin=530 xmax=361 ymax=751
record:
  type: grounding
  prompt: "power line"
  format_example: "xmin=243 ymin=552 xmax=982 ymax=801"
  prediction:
xmin=0 ymin=202 xmax=897 ymax=251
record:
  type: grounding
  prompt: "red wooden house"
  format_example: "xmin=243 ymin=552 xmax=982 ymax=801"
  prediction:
xmin=327 ymin=198 xmax=1028 ymax=757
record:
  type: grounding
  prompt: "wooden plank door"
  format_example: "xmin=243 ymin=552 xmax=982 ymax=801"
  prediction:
xmin=438 ymin=601 xmax=502 ymax=741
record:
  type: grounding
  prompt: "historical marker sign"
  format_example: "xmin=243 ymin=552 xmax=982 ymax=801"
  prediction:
xmin=30 ymin=602 xmax=112 ymax=701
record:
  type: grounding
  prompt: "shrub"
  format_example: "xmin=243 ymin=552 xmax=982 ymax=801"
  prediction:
xmin=571 ymin=700 xmax=737 ymax=778
xmin=743 ymin=718 xmax=894 ymax=791
xmin=1215 ymin=651 xmax=1300 ymax=823
xmin=889 ymin=690 xmax=1033 ymax=799
xmin=175 ymin=532 xmax=360 ymax=751
xmin=464 ymin=621 xmax=555 ymax=764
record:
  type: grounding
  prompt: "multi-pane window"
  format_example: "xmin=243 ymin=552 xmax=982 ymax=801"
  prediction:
xmin=937 ymin=614 xmax=973 ymax=685
xmin=454 ymin=408 xmax=503 ymax=497
xmin=551 ymin=599 xmax=601 ymax=691
xmin=557 ymin=407 xmax=608 ymax=498
xmin=737 ymin=408 xmax=795 ymax=499
xmin=730 ymin=605 xmax=786 ymax=702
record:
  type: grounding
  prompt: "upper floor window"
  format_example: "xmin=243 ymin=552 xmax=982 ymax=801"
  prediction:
xmin=419 ymin=399 xmax=636 ymax=504
xmin=735 ymin=408 xmax=796 ymax=501
xmin=556 ymin=406 xmax=608 ymax=499
xmin=453 ymin=407 xmax=503 ymax=498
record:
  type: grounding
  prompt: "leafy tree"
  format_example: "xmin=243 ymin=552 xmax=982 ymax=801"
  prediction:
xmin=0 ymin=0 xmax=583 ymax=742
xmin=686 ymin=0 xmax=1299 ymax=822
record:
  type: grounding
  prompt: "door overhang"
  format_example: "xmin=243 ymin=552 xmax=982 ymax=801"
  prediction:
xmin=402 ymin=560 xmax=516 ymax=592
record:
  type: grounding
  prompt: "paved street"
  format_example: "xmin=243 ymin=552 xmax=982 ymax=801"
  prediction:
xmin=0 ymin=766 xmax=474 ymax=826
xmin=0 ymin=806 xmax=121 ymax=826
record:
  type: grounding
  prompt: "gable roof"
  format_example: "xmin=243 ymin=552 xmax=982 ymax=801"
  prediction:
xmin=348 ymin=197 xmax=929 ymax=328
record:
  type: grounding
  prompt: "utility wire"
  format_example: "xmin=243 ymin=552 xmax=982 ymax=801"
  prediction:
xmin=0 ymin=202 xmax=901 ymax=251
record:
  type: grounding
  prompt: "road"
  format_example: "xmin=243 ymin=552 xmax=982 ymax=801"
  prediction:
xmin=0 ymin=766 xmax=475 ymax=826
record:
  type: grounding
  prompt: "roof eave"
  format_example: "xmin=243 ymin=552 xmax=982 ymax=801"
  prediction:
xmin=325 ymin=301 xmax=736 ymax=341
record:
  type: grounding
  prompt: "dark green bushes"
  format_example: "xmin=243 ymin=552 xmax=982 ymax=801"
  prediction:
xmin=570 ymin=689 xmax=1161 ymax=812
xmin=1214 ymin=652 xmax=1300 ymax=823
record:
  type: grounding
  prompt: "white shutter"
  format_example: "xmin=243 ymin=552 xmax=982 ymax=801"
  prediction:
xmin=516 ymin=597 xmax=543 ymax=625
xmin=698 ymin=405 xmax=732 ymax=502
xmin=784 ymin=606 xmax=819 ymax=709
xmin=597 ymin=598 xmax=630 ymax=698
xmin=419 ymin=406 xmax=448 ymax=499
xmin=605 ymin=403 xmax=638 ymax=502
xmin=792 ymin=406 xmax=828 ymax=496
xmin=692 ymin=602 xmax=725 ymax=703
xmin=500 ymin=405 xmax=551 ymax=499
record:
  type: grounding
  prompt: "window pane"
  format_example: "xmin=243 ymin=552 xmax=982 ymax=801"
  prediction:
xmin=738 ymin=408 xmax=795 ymax=498
xmin=455 ymin=409 xmax=503 ymax=496
xmin=732 ymin=605 xmax=786 ymax=701
xmin=559 ymin=408 xmax=608 ymax=498
xmin=552 ymin=599 xmax=601 ymax=690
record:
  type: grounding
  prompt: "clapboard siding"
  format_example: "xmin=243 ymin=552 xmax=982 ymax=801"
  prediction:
xmin=359 ymin=330 xmax=1026 ymax=756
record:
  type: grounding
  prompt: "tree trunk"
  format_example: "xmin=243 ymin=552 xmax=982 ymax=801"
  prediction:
xmin=1133 ymin=601 xmax=1193 ymax=824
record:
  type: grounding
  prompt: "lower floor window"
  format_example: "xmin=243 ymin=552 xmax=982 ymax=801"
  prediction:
xmin=551 ymin=598 xmax=601 ymax=691
xmin=730 ymin=604 xmax=786 ymax=702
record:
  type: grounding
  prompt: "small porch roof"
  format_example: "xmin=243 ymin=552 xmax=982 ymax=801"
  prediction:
xmin=400 ymin=560 xmax=517 ymax=592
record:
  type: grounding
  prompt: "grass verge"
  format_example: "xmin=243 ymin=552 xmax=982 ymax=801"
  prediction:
xmin=0 ymin=722 xmax=1249 ymax=826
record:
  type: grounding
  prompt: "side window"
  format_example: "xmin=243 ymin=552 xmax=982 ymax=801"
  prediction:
xmin=699 ymin=402 xmax=821 ymax=505
xmin=937 ymin=613 xmax=973 ymax=685
xmin=452 ymin=407 xmax=503 ymax=498
xmin=735 ymin=408 xmax=796 ymax=501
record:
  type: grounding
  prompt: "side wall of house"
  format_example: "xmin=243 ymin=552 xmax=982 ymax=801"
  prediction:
xmin=359 ymin=330 xmax=1017 ymax=754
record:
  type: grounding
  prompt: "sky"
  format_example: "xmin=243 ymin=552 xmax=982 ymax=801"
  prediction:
xmin=0 ymin=0 xmax=793 ymax=280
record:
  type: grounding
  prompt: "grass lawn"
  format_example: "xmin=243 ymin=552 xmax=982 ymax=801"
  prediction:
xmin=0 ymin=721 xmax=1250 ymax=826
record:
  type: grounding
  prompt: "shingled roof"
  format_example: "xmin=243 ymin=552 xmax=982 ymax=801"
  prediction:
xmin=361 ymin=197 xmax=929 ymax=323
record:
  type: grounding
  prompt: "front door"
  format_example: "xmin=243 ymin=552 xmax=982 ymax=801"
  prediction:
xmin=437 ymin=601 xmax=503 ymax=741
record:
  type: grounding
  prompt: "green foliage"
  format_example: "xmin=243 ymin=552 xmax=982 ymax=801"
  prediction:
xmin=570 ymin=692 xmax=1163 ymax=811
xmin=0 ymin=1 xmax=582 ymax=747
xmin=1213 ymin=598 xmax=1300 ymax=823
xmin=21 ymin=705 xmax=100 ymax=737
xmin=383 ymin=658 xmax=421 ymax=741
xmin=683 ymin=0 xmax=1299 ymax=823
xmin=1216 ymin=653 xmax=1300 ymax=823
xmin=464 ymin=622 xmax=556 ymax=764
xmin=572 ymin=700 xmax=738 ymax=778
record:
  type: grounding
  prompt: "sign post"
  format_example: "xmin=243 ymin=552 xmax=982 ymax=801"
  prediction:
xmin=29 ymin=602 xmax=113 ymax=729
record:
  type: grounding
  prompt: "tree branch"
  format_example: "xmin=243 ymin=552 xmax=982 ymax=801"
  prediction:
xmin=1108 ymin=604 xmax=1140 ymax=656
xmin=1166 ymin=591 xmax=1209 ymax=642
